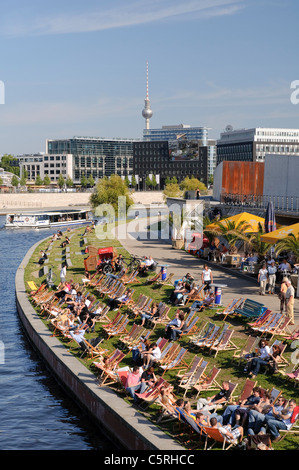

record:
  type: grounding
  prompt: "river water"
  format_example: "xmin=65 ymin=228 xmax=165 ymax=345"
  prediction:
xmin=0 ymin=216 xmax=113 ymax=450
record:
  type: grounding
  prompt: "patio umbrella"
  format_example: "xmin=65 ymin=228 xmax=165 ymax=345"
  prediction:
xmin=264 ymin=201 xmax=276 ymax=233
xmin=205 ymin=212 xmax=265 ymax=233
xmin=260 ymin=222 xmax=299 ymax=243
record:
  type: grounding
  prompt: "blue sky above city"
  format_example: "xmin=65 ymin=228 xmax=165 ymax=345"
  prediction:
xmin=0 ymin=0 xmax=298 ymax=154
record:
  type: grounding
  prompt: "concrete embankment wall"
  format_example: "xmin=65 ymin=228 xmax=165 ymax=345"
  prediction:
xmin=0 ymin=191 xmax=164 ymax=211
xmin=15 ymin=238 xmax=183 ymax=451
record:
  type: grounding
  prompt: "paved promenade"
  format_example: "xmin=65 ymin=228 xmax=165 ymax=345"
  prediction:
xmin=116 ymin=217 xmax=299 ymax=329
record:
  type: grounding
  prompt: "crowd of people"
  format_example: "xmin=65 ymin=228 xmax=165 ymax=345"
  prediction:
xmin=33 ymin=229 xmax=298 ymax=450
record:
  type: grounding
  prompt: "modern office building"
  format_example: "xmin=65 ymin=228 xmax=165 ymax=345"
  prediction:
xmin=143 ymin=124 xmax=209 ymax=146
xmin=46 ymin=136 xmax=139 ymax=183
xmin=217 ymin=126 xmax=299 ymax=165
xmin=16 ymin=153 xmax=73 ymax=182
xmin=133 ymin=139 xmax=209 ymax=187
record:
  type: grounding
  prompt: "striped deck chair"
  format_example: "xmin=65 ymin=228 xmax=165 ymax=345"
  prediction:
xmin=184 ymin=284 xmax=206 ymax=306
xmin=127 ymin=294 xmax=148 ymax=316
xmin=93 ymin=348 xmax=125 ymax=375
xmin=179 ymin=359 xmax=209 ymax=397
xmin=193 ymin=324 xmax=221 ymax=349
xmin=98 ymin=351 xmax=127 ymax=386
xmin=154 ymin=272 xmax=174 ymax=288
xmin=149 ymin=304 xmax=171 ymax=328
xmin=160 ymin=347 xmax=188 ymax=377
xmin=215 ymin=298 xmax=243 ymax=321
xmin=122 ymin=270 xmax=140 ymax=285
xmin=179 ymin=316 xmax=201 ymax=339
xmin=79 ymin=337 xmax=108 ymax=360
xmin=93 ymin=305 xmax=111 ymax=323
xmin=193 ymin=366 xmax=222 ymax=398
xmin=266 ymin=316 xmax=292 ymax=340
xmin=247 ymin=308 xmax=272 ymax=328
xmin=155 ymin=343 xmax=179 ymax=367
xmin=189 ymin=322 xmax=215 ymax=348
xmin=209 ymin=328 xmax=238 ymax=358
xmin=95 ymin=275 xmax=115 ymax=294
xmin=250 ymin=312 xmax=281 ymax=335
xmin=135 ymin=377 xmax=168 ymax=408
xmin=228 ymin=378 xmax=257 ymax=405
xmin=102 ymin=311 xmax=122 ymax=330
xmin=117 ymin=323 xmax=143 ymax=349
xmin=233 ymin=335 xmax=260 ymax=365
xmin=108 ymin=283 xmax=126 ymax=300
xmin=145 ymin=271 xmax=161 ymax=285
xmin=106 ymin=315 xmax=130 ymax=340
xmin=176 ymin=355 xmax=202 ymax=381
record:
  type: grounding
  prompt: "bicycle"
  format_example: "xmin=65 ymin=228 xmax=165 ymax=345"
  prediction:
xmin=123 ymin=255 xmax=142 ymax=272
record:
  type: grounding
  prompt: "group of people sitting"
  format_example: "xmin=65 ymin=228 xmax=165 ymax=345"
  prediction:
xmin=169 ymin=271 xmax=215 ymax=308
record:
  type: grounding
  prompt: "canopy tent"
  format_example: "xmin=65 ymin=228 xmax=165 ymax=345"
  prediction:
xmin=205 ymin=212 xmax=265 ymax=233
xmin=260 ymin=222 xmax=299 ymax=244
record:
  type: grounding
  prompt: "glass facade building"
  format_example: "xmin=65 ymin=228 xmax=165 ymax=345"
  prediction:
xmin=143 ymin=124 xmax=208 ymax=146
xmin=46 ymin=137 xmax=139 ymax=183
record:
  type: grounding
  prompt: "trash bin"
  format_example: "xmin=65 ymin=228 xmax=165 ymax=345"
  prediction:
xmin=215 ymin=287 xmax=222 ymax=305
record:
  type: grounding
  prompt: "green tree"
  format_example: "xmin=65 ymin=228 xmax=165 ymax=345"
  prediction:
xmin=124 ymin=176 xmax=130 ymax=187
xmin=131 ymin=175 xmax=136 ymax=189
xmin=246 ymin=222 xmax=272 ymax=262
xmin=35 ymin=174 xmax=43 ymax=186
xmin=204 ymin=219 xmax=251 ymax=254
xmin=57 ymin=174 xmax=65 ymax=189
xmin=151 ymin=174 xmax=157 ymax=189
xmin=88 ymin=174 xmax=95 ymax=188
xmin=170 ymin=176 xmax=178 ymax=184
xmin=80 ymin=174 xmax=88 ymax=188
xmin=0 ymin=177 xmax=3 ymax=185
xmin=180 ymin=176 xmax=206 ymax=192
xmin=0 ymin=154 xmax=20 ymax=176
xmin=19 ymin=168 xmax=28 ymax=186
xmin=66 ymin=176 xmax=73 ymax=188
xmin=163 ymin=183 xmax=183 ymax=200
xmin=146 ymin=175 xmax=152 ymax=189
xmin=90 ymin=174 xmax=134 ymax=217
xmin=11 ymin=175 xmax=19 ymax=187
xmin=43 ymin=175 xmax=51 ymax=186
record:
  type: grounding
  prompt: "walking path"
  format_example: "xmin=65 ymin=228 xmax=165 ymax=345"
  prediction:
xmin=115 ymin=217 xmax=299 ymax=328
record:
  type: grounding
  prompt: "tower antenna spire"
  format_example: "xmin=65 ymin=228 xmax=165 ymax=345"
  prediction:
xmin=142 ymin=61 xmax=153 ymax=130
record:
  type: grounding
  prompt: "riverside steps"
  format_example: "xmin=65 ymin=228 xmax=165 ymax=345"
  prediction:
xmin=15 ymin=238 xmax=184 ymax=451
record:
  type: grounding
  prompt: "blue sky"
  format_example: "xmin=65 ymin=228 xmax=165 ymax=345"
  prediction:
xmin=0 ymin=0 xmax=298 ymax=155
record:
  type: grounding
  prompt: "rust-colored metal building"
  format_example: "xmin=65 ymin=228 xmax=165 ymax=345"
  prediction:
xmin=213 ymin=161 xmax=264 ymax=201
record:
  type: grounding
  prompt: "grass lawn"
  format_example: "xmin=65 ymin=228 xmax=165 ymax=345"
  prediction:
xmin=24 ymin=225 xmax=299 ymax=451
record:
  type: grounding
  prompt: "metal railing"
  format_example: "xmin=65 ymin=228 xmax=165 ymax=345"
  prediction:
xmin=220 ymin=193 xmax=299 ymax=214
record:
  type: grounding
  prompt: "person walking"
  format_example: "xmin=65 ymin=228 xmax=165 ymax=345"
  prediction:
xmin=201 ymin=264 xmax=213 ymax=293
xmin=258 ymin=263 xmax=268 ymax=295
xmin=278 ymin=278 xmax=288 ymax=314
xmin=285 ymin=279 xmax=295 ymax=325
xmin=267 ymin=261 xmax=277 ymax=294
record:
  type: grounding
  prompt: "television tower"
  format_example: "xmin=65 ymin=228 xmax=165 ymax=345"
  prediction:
xmin=142 ymin=61 xmax=153 ymax=130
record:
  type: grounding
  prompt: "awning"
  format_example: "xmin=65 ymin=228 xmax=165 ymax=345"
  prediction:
xmin=205 ymin=212 xmax=265 ymax=233
xmin=260 ymin=222 xmax=299 ymax=244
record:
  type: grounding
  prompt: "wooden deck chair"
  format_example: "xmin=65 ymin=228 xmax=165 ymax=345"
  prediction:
xmin=179 ymin=359 xmax=209 ymax=398
xmin=228 ymin=378 xmax=257 ymax=405
xmin=176 ymin=355 xmax=202 ymax=381
xmin=193 ymin=324 xmax=221 ymax=349
xmin=251 ymin=312 xmax=282 ymax=336
xmin=127 ymin=294 xmax=147 ymax=316
xmin=102 ymin=311 xmax=122 ymax=330
xmin=149 ymin=304 xmax=171 ymax=328
xmin=93 ymin=349 xmax=126 ymax=383
xmin=276 ymin=411 xmax=299 ymax=441
xmin=122 ymin=270 xmax=140 ymax=285
xmin=270 ymin=340 xmax=289 ymax=369
xmin=189 ymin=322 xmax=216 ymax=348
xmin=285 ymin=327 xmax=299 ymax=341
xmin=155 ymin=343 xmax=179 ymax=367
xmin=145 ymin=271 xmax=161 ymax=285
xmin=266 ymin=316 xmax=292 ymax=340
xmin=117 ymin=323 xmax=143 ymax=349
xmin=233 ymin=335 xmax=260 ymax=365
xmin=210 ymin=328 xmax=238 ymax=358
xmin=93 ymin=305 xmax=111 ymax=323
xmin=106 ymin=316 xmax=129 ymax=339
xmin=127 ymin=329 xmax=152 ymax=351
xmin=79 ymin=337 xmax=108 ymax=359
xmin=108 ymin=282 xmax=126 ymax=300
xmin=154 ymin=272 xmax=174 ymax=288
xmin=269 ymin=386 xmax=282 ymax=403
xmin=203 ymin=426 xmax=238 ymax=451
xmin=193 ymin=365 xmax=221 ymax=398
xmin=135 ymin=377 xmax=168 ymax=408
xmin=215 ymin=298 xmax=243 ymax=321
xmin=247 ymin=308 xmax=272 ymax=328
xmin=115 ymin=369 xmax=130 ymax=395
xmin=160 ymin=347 xmax=188 ymax=377
xmin=184 ymin=284 xmax=206 ymax=306
xmin=27 ymin=280 xmax=39 ymax=292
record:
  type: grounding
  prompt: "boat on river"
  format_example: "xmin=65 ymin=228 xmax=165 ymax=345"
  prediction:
xmin=5 ymin=209 xmax=92 ymax=229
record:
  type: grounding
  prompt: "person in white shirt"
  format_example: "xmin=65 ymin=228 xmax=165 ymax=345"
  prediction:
xmin=267 ymin=261 xmax=277 ymax=294
xmin=285 ymin=280 xmax=295 ymax=325
xmin=258 ymin=263 xmax=268 ymax=295
xmin=201 ymin=264 xmax=213 ymax=293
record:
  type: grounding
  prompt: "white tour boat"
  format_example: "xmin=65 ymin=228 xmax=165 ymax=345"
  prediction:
xmin=5 ymin=209 xmax=92 ymax=229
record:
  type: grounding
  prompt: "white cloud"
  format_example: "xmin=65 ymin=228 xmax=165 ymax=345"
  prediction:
xmin=3 ymin=0 xmax=245 ymax=37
